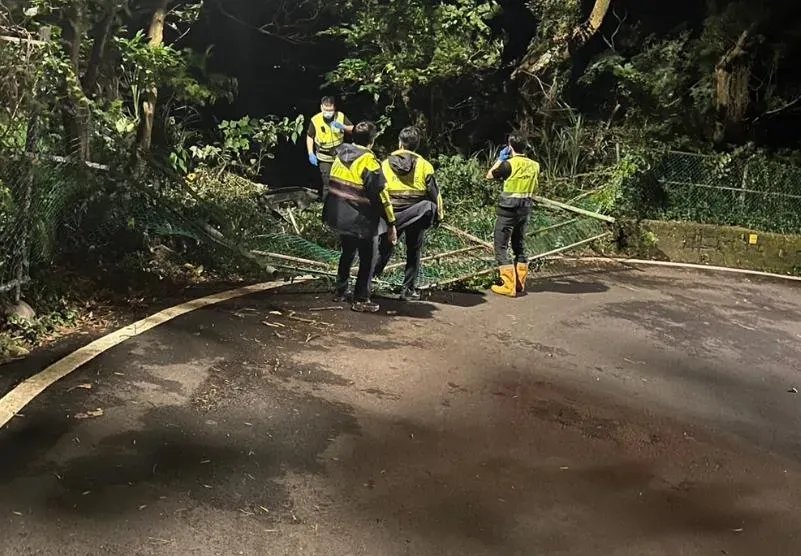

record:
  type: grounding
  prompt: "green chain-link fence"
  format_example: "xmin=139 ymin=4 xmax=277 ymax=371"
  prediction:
xmin=13 ymin=144 xmax=801 ymax=301
xmin=627 ymin=151 xmax=801 ymax=234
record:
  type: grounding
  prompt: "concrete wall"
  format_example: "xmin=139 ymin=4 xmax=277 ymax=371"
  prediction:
xmin=616 ymin=220 xmax=801 ymax=276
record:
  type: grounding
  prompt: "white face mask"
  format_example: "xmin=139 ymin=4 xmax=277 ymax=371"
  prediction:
xmin=322 ymin=109 xmax=335 ymax=120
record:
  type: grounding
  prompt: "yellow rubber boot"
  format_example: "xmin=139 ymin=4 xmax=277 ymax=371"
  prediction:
xmin=491 ymin=265 xmax=517 ymax=297
xmin=516 ymin=262 xmax=529 ymax=293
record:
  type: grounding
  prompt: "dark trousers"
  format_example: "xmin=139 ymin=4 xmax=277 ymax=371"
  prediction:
xmin=494 ymin=206 xmax=531 ymax=266
xmin=336 ymin=235 xmax=377 ymax=301
xmin=374 ymin=220 xmax=428 ymax=291
xmin=318 ymin=161 xmax=332 ymax=199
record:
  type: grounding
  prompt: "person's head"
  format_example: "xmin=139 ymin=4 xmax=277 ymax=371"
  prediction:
xmin=508 ymin=134 xmax=528 ymax=155
xmin=352 ymin=121 xmax=378 ymax=149
xmin=320 ymin=96 xmax=337 ymax=120
xmin=398 ymin=126 xmax=421 ymax=152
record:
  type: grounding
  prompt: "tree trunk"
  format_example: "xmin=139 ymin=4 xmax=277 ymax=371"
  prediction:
xmin=713 ymin=27 xmax=754 ymax=145
xmin=83 ymin=3 xmax=121 ymax=97
xmin=60 ymin=6 xmax=90 ymax=161
xmin=513 ymin=0 xmax=612 ymax=79
xmin=134 ymin=0 xmax=168 ymax=167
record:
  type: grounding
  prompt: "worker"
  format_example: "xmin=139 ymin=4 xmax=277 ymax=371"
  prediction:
xmin=372 ymin=126 xmax=443 ymax=301
xmin=323 ymin=121 xmax=397 ymax=313
xmin=306 ymin=96 xmax=354 ymax=199
xmin=485 ymin=134 xmax=540 ymax=297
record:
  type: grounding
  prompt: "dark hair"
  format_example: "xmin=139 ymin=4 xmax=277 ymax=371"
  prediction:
xmin=398 ymin=126 xmax=421 ymax=151
xmin=320 ymin=96 xmax=336 ymax=107
xmin=352 ymin=121 xmax=378 ymax=147
xmin=508 ymin=134 xmax=528 ymax=153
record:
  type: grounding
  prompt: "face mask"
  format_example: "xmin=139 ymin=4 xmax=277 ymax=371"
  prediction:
xmin=322 ymin=110 xmax=335 ymax=120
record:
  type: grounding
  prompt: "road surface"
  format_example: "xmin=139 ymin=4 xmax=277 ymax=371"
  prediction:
xmin=1 ymin=263 xmax=800 ymax=555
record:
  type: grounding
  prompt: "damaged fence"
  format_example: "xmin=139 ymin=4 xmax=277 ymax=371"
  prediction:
xmin=249 ymin=186 xmax=615 ymax=290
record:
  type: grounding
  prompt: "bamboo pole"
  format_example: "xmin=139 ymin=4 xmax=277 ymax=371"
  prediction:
xmin=528 ymin=218 xmax=579 ymax=237
xmin=441 ymin=223 xmax=493 ymax=250
xmin=421 ymin=232 xmax=612 ymax=289
xmin=383 ymin=245 xmax=485 ymax=272
xmin=265 ymin=260 xmax=394 ymax=287
xmin=528 ymin=232 xmax=611 ymax=261
xmin=285 ymin=207 xmax=300 ymax=235
xmin=567 ymin=186 xmax=608 ymax=205
xmin=251 ymin=250 xmax=332 ymax=269
xmin=533 ymin=196 xmax=616 ymax=223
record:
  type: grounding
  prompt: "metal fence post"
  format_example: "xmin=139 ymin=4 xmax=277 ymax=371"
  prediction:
xmin=739 ymin=159 xmax=749 ymax=211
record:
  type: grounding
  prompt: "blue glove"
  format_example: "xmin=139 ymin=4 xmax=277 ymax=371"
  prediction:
xmin=331 ymin=121 xmax=346 ymax=131
xmin=308 ymin=153 xmax=318 ymax=166
xmin=498 ymin=146 xmax=512 ymax=162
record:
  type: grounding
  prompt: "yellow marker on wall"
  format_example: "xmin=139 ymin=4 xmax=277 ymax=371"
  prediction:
xmin=748 ymin=233 xmax=758 ymax=245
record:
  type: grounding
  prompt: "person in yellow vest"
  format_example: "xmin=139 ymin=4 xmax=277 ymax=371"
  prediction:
xmin=306 ymin=96 xmax=354 ymax=199
xmin=485 ymin=134 xmax=540 ymax=297
xmin=323 ymin=121 xmax=397 ymax=313
xmin=372 ymin=126 xmax=443 ymax=301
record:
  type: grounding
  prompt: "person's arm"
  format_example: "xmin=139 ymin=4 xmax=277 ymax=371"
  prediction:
xmin=488 ymin=161 xmax=512 ymax=181
xmin=425 ymin=172 xmax=444 ymax=222
xmin=306 ymin=121 xmax=317 ymax=165
xmin=485 ymin=161 xmax=502 ymax=180
xmin=333 ymin=115 xmax=354 ymax=134
xmin=487 ymin=146 xmax=512 ymax=180
xmin=343 ymin=115 xmax=354 ymax=134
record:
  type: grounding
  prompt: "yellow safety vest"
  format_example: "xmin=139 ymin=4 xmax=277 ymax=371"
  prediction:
xmin=329 ymin=148 xmax=393 ymax=217
xmin=311 ymin=112 xmax=346 ymax=163
xmin=381 ymin=150 xmax=444 ymax=218
xmin=501 ymin=155 xmax=540 ymax=201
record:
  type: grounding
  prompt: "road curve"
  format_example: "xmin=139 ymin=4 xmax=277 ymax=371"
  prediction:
xmin=0 ymin=263 xmax=800 ymax=555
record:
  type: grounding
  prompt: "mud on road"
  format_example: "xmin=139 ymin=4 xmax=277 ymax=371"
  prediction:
xmin=1 ymin=264 xmax=801 ymax=555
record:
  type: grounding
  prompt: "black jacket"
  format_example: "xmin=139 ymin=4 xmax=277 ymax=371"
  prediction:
xmin=323 ymin=144 xmax=395 ymax=239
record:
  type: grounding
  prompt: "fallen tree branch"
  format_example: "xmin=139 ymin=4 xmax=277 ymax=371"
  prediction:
xmin=0 ymin=35 xmax=47 ymax=46
xmin=753 ymin=94 xmax=801 ymax=122
xmin=512 ymin=0 xmax=612 ymax=79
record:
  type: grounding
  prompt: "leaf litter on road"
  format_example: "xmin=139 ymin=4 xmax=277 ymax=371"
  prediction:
xmin=67 ymin=383 xmax=93 ymax=392
xmin=74 ymin=408 xmax=104 ymax=420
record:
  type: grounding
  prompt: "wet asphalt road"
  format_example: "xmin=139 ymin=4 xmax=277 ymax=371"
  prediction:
xmin=1 ymin=263 xmax=801 ymax=555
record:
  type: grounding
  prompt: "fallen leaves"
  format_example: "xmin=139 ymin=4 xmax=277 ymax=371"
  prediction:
xmin=74 ymin=408 xmax=104 ymax=420
xmin=67 ymin=383 xmax=93 ymax=392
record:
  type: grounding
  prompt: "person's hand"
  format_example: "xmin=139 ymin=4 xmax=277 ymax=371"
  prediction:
xmin=308 ymin=153 xmax=318 ymax=166
xmin=498 ymin=146 xmax=512 ymax=162
xmin=387 ymin=226 xmax=398 ymax=245
xmin=331 ymin=121 xmax=346 ymax=131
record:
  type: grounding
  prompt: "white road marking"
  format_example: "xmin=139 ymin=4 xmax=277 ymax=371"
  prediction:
xmin=0 ymin=280 xmax=301 ymax=430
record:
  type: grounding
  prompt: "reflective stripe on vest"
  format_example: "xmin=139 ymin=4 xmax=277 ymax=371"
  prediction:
xmin=501 ymin=156 xmax=540 ymax=200
xmin=381 ymin=150 xmax=433 ymax=200
xmin=329 ymin=149 xmax=379 ymax=204
xmin=312 ymin=112 xmax=346 ymax=162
